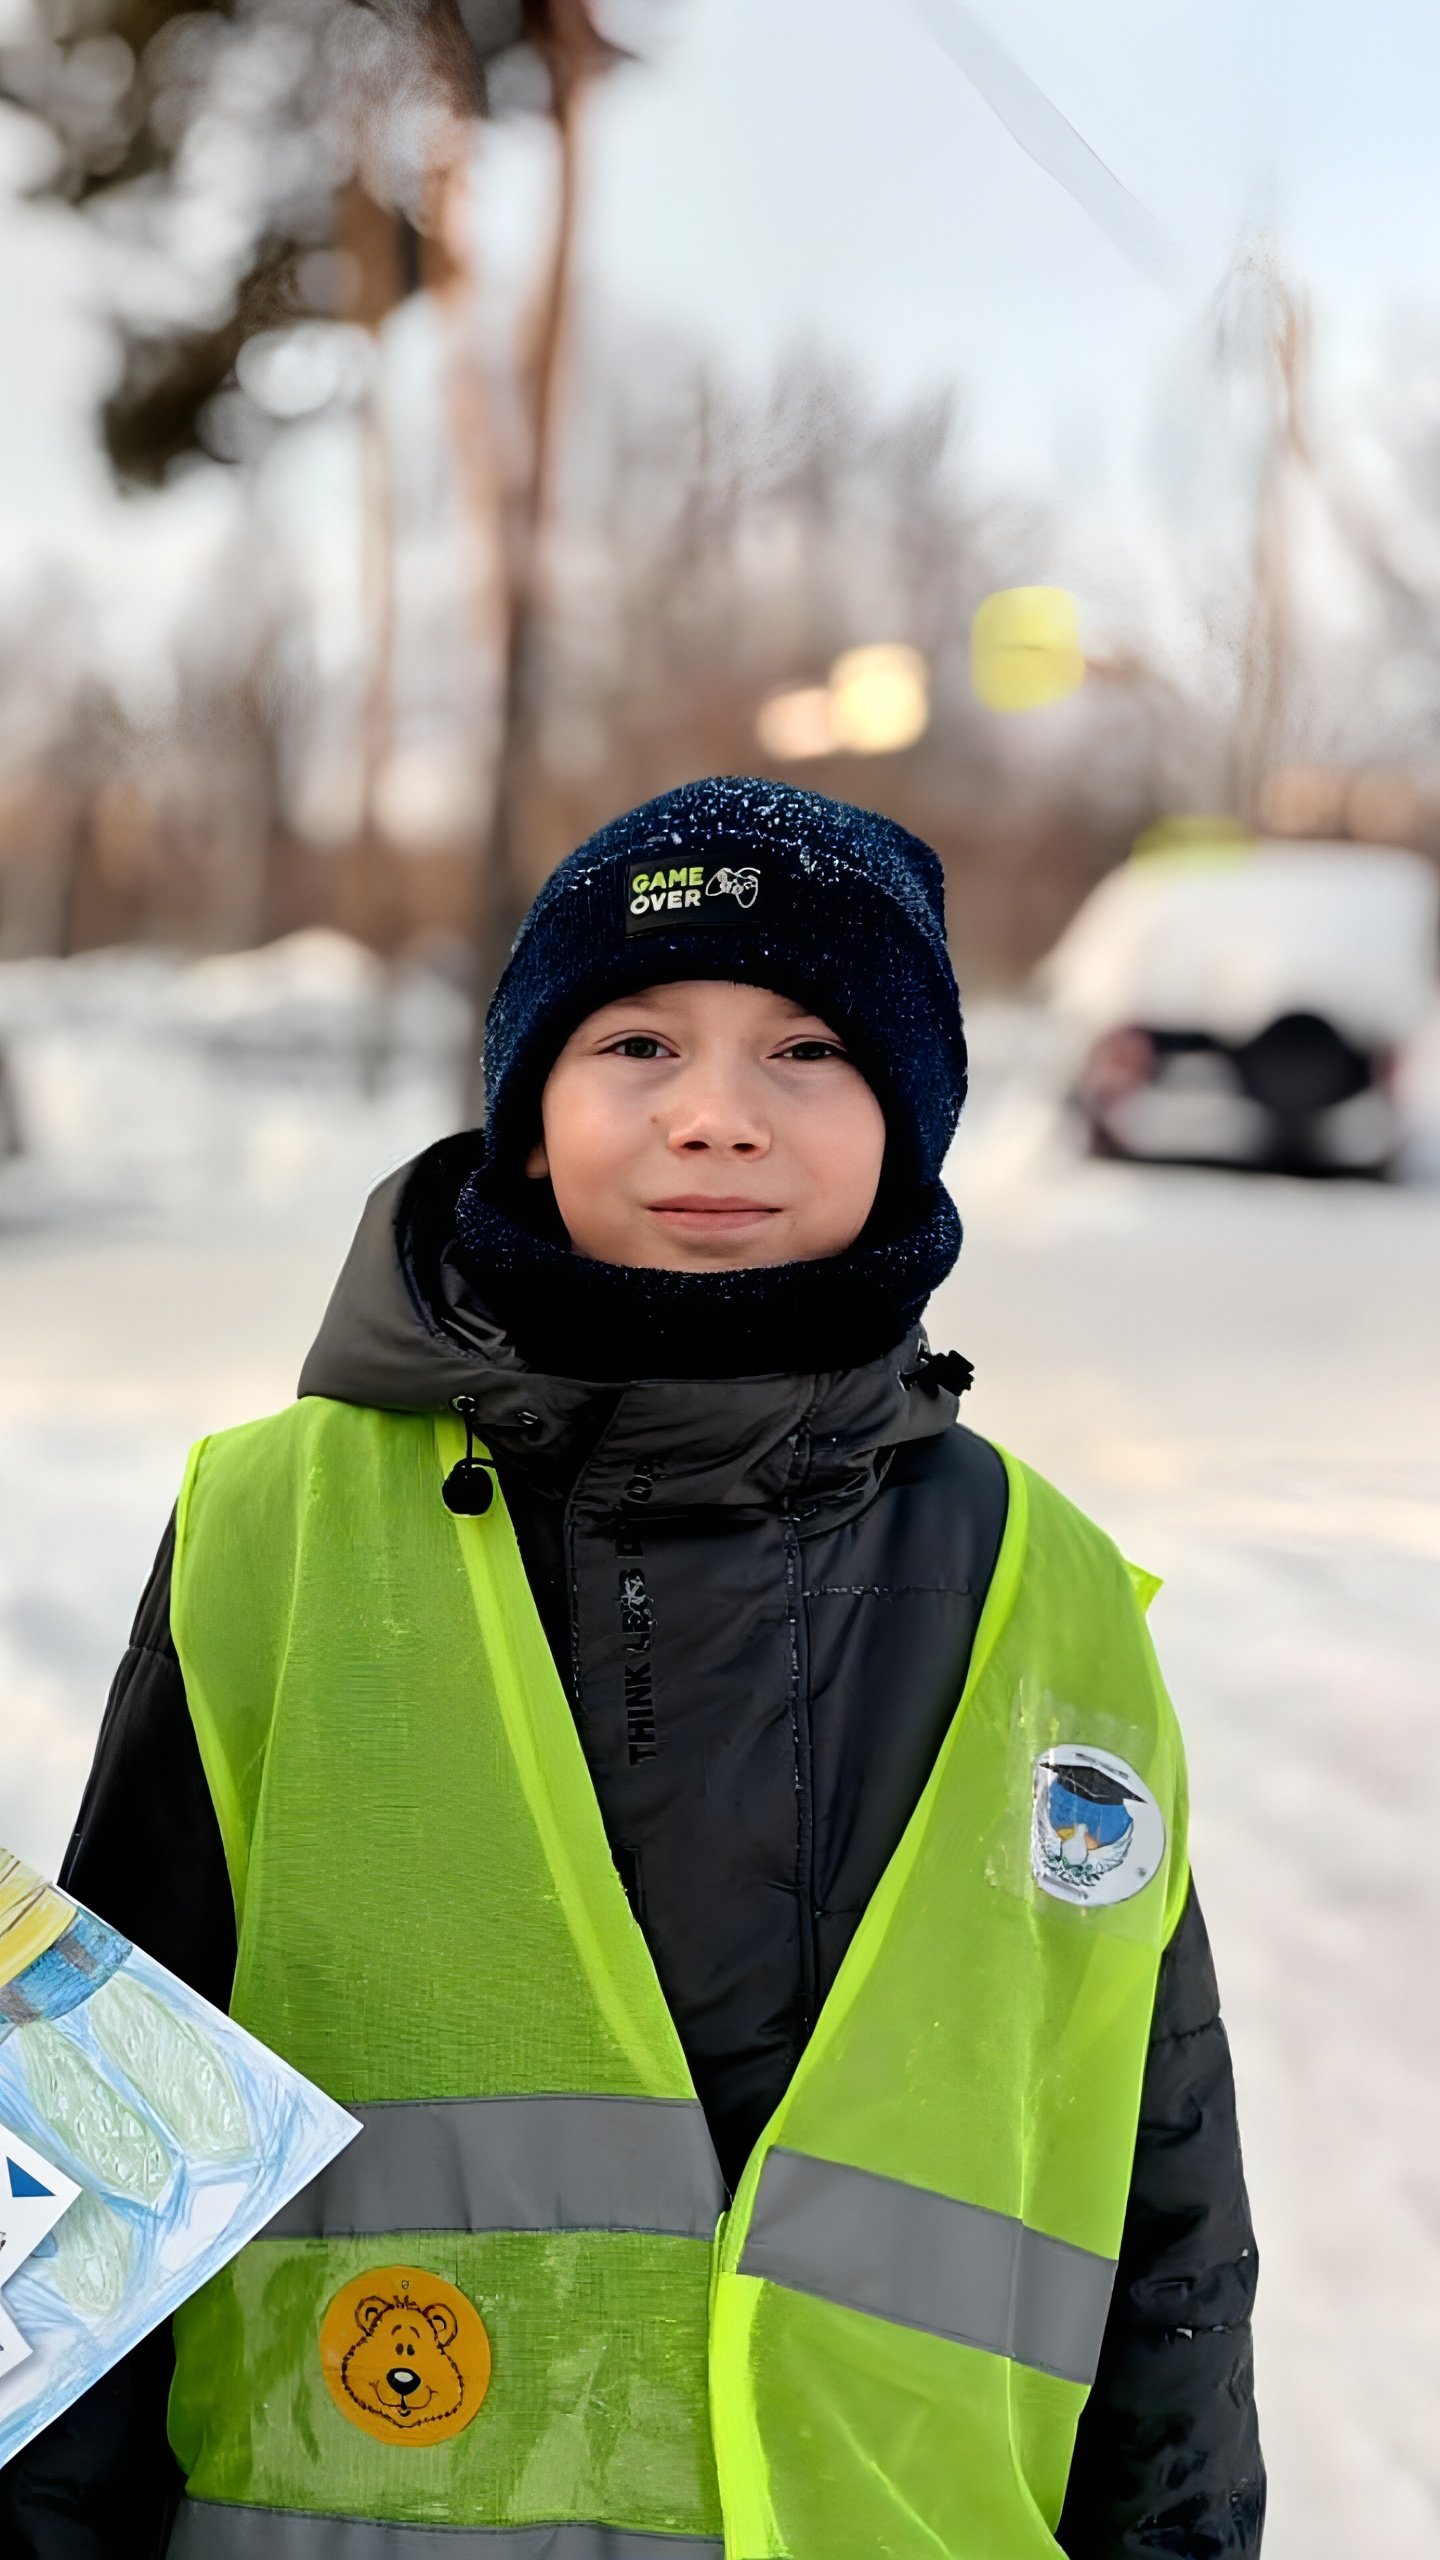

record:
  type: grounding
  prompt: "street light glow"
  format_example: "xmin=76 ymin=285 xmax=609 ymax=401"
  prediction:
xmin=755 ymin=644 xmax=930 ymax=760
xmin=828 ymin=644 xmax=930 ymax=753
xmin=970 ymin=587 xmax=1085 ymax=711
xmin=754 ymin=684 xmax=837 ymax=761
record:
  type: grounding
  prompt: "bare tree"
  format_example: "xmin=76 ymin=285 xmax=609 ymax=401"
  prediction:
xmin=520 ymin=340 xmax=1026 ymax=870
xmin=460 ymin=0 xmax=624 ymax=1115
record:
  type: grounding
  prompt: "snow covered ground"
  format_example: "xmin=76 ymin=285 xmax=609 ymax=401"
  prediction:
xmin=944 ymin=1020 xmax=1440 ymax=2560
xmin=1 ymin=954 xmax=1437 ymax=2553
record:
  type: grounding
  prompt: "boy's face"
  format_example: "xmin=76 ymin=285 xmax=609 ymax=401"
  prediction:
xmin=526 ymin=979 xmax=886 ymax=1270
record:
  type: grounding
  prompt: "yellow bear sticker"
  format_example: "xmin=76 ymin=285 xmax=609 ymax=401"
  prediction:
xmin=320 ymin=2266 xmax=492 ymax=2445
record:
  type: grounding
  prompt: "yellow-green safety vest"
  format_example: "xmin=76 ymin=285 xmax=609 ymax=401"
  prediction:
xmin=164 ymin=1396 xmax=1188 ymax=2560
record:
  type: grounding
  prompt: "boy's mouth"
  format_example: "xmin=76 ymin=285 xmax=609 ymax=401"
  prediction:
xmin=647 ymin=1195 xmax=782 ymax=1233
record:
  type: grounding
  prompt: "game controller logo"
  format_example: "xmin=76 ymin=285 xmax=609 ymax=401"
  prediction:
xmin=704 ymin=865 xmax=760 ymax=909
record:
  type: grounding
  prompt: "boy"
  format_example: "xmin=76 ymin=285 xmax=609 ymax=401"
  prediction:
xmin=4 ymin=778 xmax=1263 ymax=2558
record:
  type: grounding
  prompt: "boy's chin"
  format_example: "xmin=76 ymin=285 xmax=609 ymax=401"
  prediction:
xmin=651 ymin=1245 xmax=793 ymax=1273
xmin=599 ymin=1239 xmax=795 ymax=1273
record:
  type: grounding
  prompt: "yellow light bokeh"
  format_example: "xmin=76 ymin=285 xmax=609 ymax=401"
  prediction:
xmin=754 ymin=684 xmax=836 ymax=761
xmin=754 ymin=643 xmax=930 ymax=761
xmin=827 ymin=643 xmax=929 ymax=753
xmin=970 ymin=586 xmax=1085 ymax=712
xmin=1130 ymin=814 xmax=1252 ymax=865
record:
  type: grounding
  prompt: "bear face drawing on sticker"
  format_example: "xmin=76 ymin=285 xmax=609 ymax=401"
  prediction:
xmin=320 ymin=2264 xmax=491 ymax=2446
xmin=339 ymin=2287 xmax=466 ymax=2434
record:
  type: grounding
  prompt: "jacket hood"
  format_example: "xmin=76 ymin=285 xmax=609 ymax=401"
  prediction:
xmin=297 ymin=1136 xmax=965 ymax=1520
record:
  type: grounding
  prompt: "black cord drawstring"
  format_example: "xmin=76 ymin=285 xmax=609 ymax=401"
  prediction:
xmin=442 ymin=1395 xmax=498 ymax=1515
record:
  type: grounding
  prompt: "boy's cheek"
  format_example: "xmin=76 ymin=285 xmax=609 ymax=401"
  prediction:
xmin=546 ymin=1150 xmax=646 ymax=1261
xmin=549 ymin=1121 xmax=642 ymax=1207
xmin=545 ymin=1074 xmax=647 ymax=1165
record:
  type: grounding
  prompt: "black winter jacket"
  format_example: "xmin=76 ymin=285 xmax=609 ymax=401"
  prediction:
xmin=1 ymin=1143 xmax=1263 ymax=2559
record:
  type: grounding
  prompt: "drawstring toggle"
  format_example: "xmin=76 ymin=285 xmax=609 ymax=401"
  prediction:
xmin=443 ymin=1395 xmax=497 ymax=1515
xmin=902 ymin=1347 xmax=975 ymax=1400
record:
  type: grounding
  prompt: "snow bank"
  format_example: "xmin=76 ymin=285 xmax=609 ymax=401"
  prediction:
xmin=0 ymin=933 xmax=472 ymax=1232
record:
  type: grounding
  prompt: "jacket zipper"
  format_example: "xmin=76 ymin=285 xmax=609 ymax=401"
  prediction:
xmin=784 ymin=1514 xmax=819 ymax=2041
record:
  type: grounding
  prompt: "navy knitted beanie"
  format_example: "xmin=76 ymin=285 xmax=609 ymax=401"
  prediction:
xmin=482 ymin=777 xmax=967 ymax=1186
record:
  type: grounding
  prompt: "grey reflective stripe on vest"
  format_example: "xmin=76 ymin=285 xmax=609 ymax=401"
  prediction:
xmin=738 ymin=2145 xmax=1116 ymax=2387
xmin=169 ymin=2505 xmax=723 ymax=2560
xmin=263 ymin=2095 xmax=724 ymax=2242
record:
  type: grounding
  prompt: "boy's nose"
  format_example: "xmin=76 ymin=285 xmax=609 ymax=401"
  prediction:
xmin=673 ymin=1128 xmax=763 ymax=1153
xmin=665 ymin=1076 xmax=770 ymax=1155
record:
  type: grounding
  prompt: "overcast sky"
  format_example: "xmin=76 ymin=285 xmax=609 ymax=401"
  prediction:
xmin=4 ymin=0 xmax=1440 ymax=580
xmin=578 ymin=0 xmax=1440 ymax=492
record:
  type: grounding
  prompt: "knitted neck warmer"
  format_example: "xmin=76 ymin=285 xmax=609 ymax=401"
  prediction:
xmin=449 ymin=1166 xmax=962 ymax=1382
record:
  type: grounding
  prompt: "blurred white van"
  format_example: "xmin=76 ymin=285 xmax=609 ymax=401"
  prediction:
xmin=1041 ymin=839 xmax=1440 ymax=1173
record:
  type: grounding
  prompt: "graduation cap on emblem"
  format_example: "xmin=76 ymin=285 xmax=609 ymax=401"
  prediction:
xmin=1047 ymin=1762 xmax=1142 ymax=1807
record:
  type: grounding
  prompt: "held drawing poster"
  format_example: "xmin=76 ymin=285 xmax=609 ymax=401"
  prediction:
xmin=0 ymin=1845 xmax=358 ymax=2469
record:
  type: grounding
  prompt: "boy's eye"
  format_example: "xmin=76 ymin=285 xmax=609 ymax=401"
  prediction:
xmin=605 ymin=1034 xmax=671 ymax=1059
xmin=777 ymin=1039 xmax=848 ymax=1062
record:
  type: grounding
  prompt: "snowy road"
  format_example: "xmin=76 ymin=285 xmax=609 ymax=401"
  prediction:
xmin=2 ymin=996 xmax=1437 ymax=2554
xmin=939 ymin=1059 xmax=1440 ymax=2560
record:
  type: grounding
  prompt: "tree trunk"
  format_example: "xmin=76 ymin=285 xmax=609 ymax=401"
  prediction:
xmin=462 ymin=42 xmax=592 ymax=1124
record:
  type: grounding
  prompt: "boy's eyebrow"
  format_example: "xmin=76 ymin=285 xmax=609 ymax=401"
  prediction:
xmin=582 ymin=1003 xmax=680 ymax=1030
xmin=585 ymin=988 xmax=688 ymax=1017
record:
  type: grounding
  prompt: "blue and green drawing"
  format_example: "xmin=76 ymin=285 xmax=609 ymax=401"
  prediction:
xmin=0 ymin=1848 xmax=356 ymax=2468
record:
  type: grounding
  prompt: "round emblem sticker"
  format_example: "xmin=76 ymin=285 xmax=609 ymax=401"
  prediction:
xmin=1031 ymin=1745 xmax=1165 ymax=1908
xmin=320 ymin=2266 xmax=492 ymax=2445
